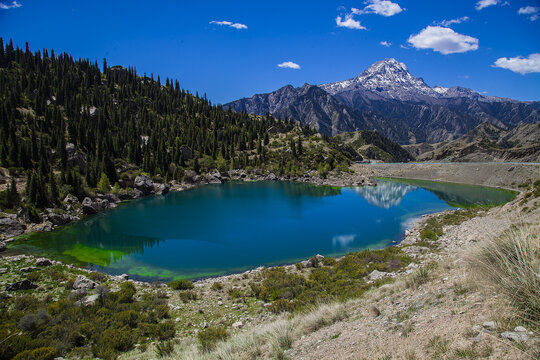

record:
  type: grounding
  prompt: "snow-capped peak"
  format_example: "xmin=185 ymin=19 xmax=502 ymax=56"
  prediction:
xmin=320 ymin=58 xmax=441 ymax=101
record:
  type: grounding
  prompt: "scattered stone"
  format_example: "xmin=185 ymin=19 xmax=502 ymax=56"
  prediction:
xmin=482 ymin=321 xmax=496 ymax=330
xmin=232 ymin=321 xmax=243 ymax=329
xmin=514 ymin=326 xmax=527 ymax=332
xmin=6 ymin=279 xmax=38 ymax=291
xmin=472 ymin=325 xmax=482 ymax=333
xmin=368 ymin=270 xmax=388 ymax=281
xmin=501 ymin=331 xmax=528 ymax=342
xmin=73 ymin=275 xmax=96 ymax=290
xmin=36 ymin=258 xmax=53 ymax=267
xmin=0 ymin=241 xmax=6 ymax=252
xmin=0 ymin=268 xmax=8 ymax=274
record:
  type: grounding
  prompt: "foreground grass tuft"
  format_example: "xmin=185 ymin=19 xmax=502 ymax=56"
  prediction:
xmin=473 ymin=223 xmax=539 ymax=326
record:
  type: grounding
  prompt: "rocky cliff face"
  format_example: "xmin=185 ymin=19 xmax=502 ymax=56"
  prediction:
xmin=225 ymin=58 xmax=540 ymax=145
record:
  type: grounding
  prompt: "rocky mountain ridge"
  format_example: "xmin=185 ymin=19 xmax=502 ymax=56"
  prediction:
xmin=226 ymin=58 xmax=540 ymax=145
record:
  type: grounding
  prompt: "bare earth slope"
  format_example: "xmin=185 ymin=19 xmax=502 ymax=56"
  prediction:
xmin=288 ymin=189 xmax=540 ymax=360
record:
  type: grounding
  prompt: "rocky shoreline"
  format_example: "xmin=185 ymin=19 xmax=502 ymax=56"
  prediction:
xmin=0 ymin=169 xmax=375 ymax=246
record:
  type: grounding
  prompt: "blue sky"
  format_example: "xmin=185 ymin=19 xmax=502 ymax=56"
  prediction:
xmin=1 ymin=0 xmax=539 ymax=103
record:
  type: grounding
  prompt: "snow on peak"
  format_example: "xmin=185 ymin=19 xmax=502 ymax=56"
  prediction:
xmin=433 ymin=86 xmax=449 ymax=95
xmin=320 ymin=58 xmax=439 ymax=101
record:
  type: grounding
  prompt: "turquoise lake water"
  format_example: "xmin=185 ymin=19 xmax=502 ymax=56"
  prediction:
xmin=11 ymin=180 xmax=516 ymax=281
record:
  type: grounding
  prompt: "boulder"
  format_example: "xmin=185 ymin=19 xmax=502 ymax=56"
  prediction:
xmin=266 ymin=173 xmax=277 ymax=181
xmin=6 ymin=280 xmax=38 ymax=291
xmin=94 ymin=198 xmax=110 ymax=211
xmin=36 ymin=258 xmax=53 ymax=267
xmin=134 ymin=175 xmax=154 ymax=194
xmin=0 ymin=241 xmax=6 ymax=252
xmin=73 ymin=275 xmax=96 ymax=290
xmin=20 ymin=266 xmax=37 ymax=272
xmin=205 ymin=171 xmax=222 ymax=184
xmin=130 ymin=188 xmax=144 ymax=199
xmin=0 ymin=217 xmax=26 ymax=237
xmin=153 ymin=183 xmax=170 ymax=195
xmin=63 ymin=194 xmax=79 ymax=204
xmin=483 ymin=321 xmax=496 ymax=330
xmin=501 ymin=331 xmax=528 ymax=342
xmin=46 ymin=213 xmax=69 ymax=226
xmin=82 ymin=197 xmax=97 ymax=214
xmin=0 ymin=268 xmax=7 ymax=274
xmin=232 ymin=321 xmax=243 ymax=329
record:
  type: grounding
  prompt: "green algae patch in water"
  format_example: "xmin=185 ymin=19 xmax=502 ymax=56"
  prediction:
xmin=62 ymin=244 xmax=127 ymax=267
xmin=9 ymin=180 xmax=516 ymax=281
xmin=377 ymin=178 xmax=518 ymax=208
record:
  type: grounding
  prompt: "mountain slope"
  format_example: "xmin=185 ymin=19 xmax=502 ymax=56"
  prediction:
xmin=405 ymin=122 xmax=540 ymax=162
xmin=226 ymin=58 xmax=540 ymax=145
xmin=334 ymin=130 xmax=413 ymax=163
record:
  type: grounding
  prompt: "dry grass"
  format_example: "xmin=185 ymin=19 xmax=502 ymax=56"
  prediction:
xmin=471 ymin=223 xmax=539 ymax=328
xmin=120 ymin=302 xmax=347 ymax=360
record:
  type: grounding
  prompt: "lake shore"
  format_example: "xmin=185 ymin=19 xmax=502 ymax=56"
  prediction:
xmin=1 ymin=163 xmax=538 ymax=359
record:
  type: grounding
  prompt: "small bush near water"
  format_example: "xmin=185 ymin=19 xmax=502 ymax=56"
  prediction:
xmin=473 ymin=224 xmax=539 ymax=326
xmin=251 ymin=247 xmax=412 ymax=312
xmin=168 ymin=279 xmax=194 ymax=290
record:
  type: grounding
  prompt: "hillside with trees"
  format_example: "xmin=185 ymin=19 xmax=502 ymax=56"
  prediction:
xmin=0 ymin=39 xmax=353 ymax=217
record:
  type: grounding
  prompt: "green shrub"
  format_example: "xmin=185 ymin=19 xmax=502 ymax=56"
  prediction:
xmin=210 ymin=282 xmax=223 ymax=291
xmin=178 ymin=290 xmax=197 ymax=303
xmin=12 ymin=347 xmax=57 ymax=360
xmin=168 ymin=279 xmax=194 ymax=290
xmin=268 ymin=299 xmax=296 ymax=314
xmin=154 ymin=340 xmax=175 ymax=358
xmin=197 ymin=326 xmax=229 ymax=352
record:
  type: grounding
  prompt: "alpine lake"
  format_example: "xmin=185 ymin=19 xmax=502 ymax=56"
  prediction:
xmin=9 ymin=179 xmax=517 ymax=281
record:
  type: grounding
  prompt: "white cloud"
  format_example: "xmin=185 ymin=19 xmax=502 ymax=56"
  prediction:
xmin=438 ymin=16 xmax=470 ymax=27
xmin=380 ymin=41 xmax=391 ymax=47
xmin=353 ymin=0 xmax=404 ymax=17
xmin=408 ymin=26 xmax=479 ymax=55
xmin=0 ymin=1 xmax=21 ymax=9
xmin=209 ymin=20 xmax=247 ymax=30
xmin=518 ymin=6 xmax=539 ymax=21
xmin=335 ymin=14 xmax=366 ymax=29
xmin=277 ymin=61 xmax=301 ymax=70
xmin=493 ymin=53 xmax=540 ymax=74
xmin=400 ymin=44 xmax=408 ymax=49
xmin=475 ymin=0 xmax=499 ymax=10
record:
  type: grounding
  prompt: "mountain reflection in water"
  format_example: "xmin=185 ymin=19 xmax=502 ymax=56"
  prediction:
xmin=354 ymin=182 xmax=417 ymax=208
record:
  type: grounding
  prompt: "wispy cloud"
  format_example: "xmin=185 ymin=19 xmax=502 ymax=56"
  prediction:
xmin=493 ymin=53 xmax=540 ymax=74
xmin=0 ymin=1 xmax=21 ymax=9
xmin=475 ymin=0 xmax=499 ymax=10
xmin=518 ymin=6 xmax=539 ymax=21
xmin=277 ymin=61 xmax=301 ymax=70
xmin=380 ymin=41 xmax=392 ymax=47
xmin=335 ymin=14 xmax=366 ymax=29
xmin=353 ymin=0 xmax=404 ymax=17
xmin=209 ymin=20 xmax=247 ymax=30
xmin=408 ymin=26 xmax=479 ymax=55
xmin=437 ymin=16 xmax=470 ymax=27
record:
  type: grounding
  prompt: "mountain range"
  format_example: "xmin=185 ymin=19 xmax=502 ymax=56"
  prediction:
xmin=225 ymin=59 xmax=540 ymax=144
